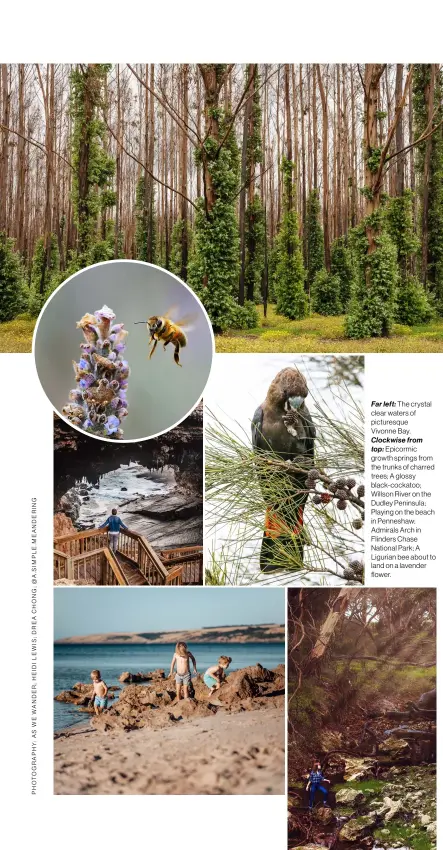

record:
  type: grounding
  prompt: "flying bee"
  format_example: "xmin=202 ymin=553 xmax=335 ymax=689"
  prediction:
xmin=135 ymin=309 xmax=194 ymax=367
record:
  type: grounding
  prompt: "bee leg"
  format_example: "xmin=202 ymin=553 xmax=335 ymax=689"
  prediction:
xmin=173 ymin=341 xmax=182 ymax=367
xmin=149 ymin=339 xmax=158 ymax=360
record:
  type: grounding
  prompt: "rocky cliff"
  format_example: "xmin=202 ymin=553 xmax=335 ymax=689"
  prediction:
xmin=54 ymin=403 xmax=203 ymax=506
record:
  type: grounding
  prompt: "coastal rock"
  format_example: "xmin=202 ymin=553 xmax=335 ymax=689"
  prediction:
xmin=338 ymin=813 xmax=377 ymax=842
xmin=54 ymin=683 xmax=119 ymax=704
xmin=336 ymin=788 xmax=365 ymax=806
xmin=58 ymin=665 xmax=285 ymax=734
xmin=119 ymin=669 xmax=165 ymax=683
xmin=217 ymin=671 xmax=258 ymax=704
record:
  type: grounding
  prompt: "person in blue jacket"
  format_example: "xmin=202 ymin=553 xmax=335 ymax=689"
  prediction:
xmin=306 ymin=762 xmax=330 ymax=808
xmin=99 ymin=508 xmax=128 ymax=553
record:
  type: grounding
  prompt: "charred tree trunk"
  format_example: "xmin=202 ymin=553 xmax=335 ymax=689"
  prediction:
xmin=316 ymin=65 xmax=331 ymax=271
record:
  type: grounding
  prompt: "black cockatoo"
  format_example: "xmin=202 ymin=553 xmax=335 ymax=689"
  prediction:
xmin=251 ymin=367 xmax=316 ymax=572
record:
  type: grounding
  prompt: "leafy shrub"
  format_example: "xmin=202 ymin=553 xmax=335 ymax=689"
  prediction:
xmin=311 ymin=269 xmax=342 ymax=316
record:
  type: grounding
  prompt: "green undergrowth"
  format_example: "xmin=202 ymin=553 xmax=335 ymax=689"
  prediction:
xmin=334 ymin=778 xmax=385 ymax=794
xmin=335 ymin=660 xmax=435 ymax=704
xmin=374 ymin=821 xmax=433 ymax=850
xmin=216 ymin=305 xmax=443 ymax=352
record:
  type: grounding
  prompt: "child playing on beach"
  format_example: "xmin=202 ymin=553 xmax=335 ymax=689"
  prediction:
xmin=90 ymin=669 xmax=109 ymax=715
xmin=204 ymin=656 xmax=232 ymax=699
xmin=306 ymin=761 xmax=330 ymax=809
xmin=169 ymin=642 xmax=198 ymax=700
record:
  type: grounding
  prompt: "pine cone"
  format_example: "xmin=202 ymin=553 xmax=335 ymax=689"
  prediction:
xmin=337 ymin=499 xmax=348 ymax=510
xmin=357 ymin=484 xmax=365 ymax=498
xmin=352 ymin=518 xmax=363 ymax=530
xmin=346 ymin=478 xmax=356 ymax=490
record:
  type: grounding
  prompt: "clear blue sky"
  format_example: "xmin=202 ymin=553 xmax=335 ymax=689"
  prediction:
xmin=54 ymin=587 xmax=285 ymax=639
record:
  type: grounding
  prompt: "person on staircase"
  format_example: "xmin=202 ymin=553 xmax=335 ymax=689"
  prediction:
xmin=99 ymin=508 xmax=129 ymax=553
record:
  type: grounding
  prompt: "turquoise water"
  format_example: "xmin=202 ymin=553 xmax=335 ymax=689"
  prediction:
xmin=54 ymin=641 xmax=285 ymax=730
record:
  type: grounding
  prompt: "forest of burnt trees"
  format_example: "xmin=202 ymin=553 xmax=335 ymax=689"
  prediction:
xmin=0 ymin=63 xmax=442 ymax=344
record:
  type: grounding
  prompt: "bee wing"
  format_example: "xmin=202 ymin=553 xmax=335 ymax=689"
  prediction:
xmin=163 ymin=307 xmax=198 ymax=332
xmin=173 ymin=312 xmax=199 ymax=332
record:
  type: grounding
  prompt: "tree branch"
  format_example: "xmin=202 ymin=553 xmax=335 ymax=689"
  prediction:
xmin=104 ymin=119 xmax=198 ymax=210
xmin=127 ymin=63 xmax=199 ymax=147
xmin=0 ymin=124 xmax=72 ymax=169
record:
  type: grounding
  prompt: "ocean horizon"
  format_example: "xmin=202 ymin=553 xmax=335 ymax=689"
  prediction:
xmin=54 ymin=641 xmax=285 ymax=730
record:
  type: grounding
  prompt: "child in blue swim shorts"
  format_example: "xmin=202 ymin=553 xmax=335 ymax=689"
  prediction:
xmin=169 ymin=642 xmax=198 ymax=700
xmin=204 ymin=655 xmax=232 ymax=699
xmin=90 ymin=669 xmax=109 ymax=715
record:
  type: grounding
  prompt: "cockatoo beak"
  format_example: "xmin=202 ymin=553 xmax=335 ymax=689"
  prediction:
xmin=288 ymin=395 xmax=305 ymax=410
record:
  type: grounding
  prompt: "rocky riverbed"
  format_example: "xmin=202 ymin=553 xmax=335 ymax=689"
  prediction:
xmin=288 ymin=759 xmax=436 ymax=850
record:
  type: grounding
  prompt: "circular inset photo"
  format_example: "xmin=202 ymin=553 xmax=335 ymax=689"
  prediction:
xmin=33 ymin=261 xmax=214 ymax=441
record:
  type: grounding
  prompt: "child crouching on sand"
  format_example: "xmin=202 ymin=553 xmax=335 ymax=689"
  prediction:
xmin=90 ymin=670 xmax=109 ymax=715
xmin=169 ymin=642 xmax=197 ymax=700
xmin=204 ymin=656 xmax=232 ymax=698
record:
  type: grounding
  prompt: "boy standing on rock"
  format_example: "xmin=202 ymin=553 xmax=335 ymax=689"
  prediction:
xmin=90 ymin=670 xmax=109 ymax=715
xmin=169 ymin=642 xmax=198 ymax=700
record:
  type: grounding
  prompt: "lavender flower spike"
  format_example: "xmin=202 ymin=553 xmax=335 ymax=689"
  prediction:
xmin=62 ymin=305 xmax=129 ymax=440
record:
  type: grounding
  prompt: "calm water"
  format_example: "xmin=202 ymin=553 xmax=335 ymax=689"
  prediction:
xmin=54 ymin=642 xmax=284 ymax=730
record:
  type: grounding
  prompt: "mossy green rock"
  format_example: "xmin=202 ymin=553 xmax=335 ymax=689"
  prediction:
xmin=336 ymin=788 xmax=365 ymax=806
xmin=339 ymin=814 xmax=377 ymax=842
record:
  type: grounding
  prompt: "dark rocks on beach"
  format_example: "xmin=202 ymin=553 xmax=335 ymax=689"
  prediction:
xmin=74 ymin=664 xmax=286 ymax=733
xmin=54 ymin=683 xmax=120 ymax=706
xmin=119 ymin=669 xmax=165 ymax=684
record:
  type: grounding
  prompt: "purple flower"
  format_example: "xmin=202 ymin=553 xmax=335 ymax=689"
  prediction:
xmin=105 ymin=415 xmax=120 ymax=435
xmin=79 ymin=374 xmax=95 ymax=389
xmin=94 ymin=305 xmax=116 ymax=322
xmin=66 ymin=306 xmax=129 ymax=439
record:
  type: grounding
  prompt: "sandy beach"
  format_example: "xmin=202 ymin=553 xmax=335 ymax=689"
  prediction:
xmin=54 ymin=707 xmax=284 ymax=794
xmin=54 ymin=663 xmax=285 ymax=795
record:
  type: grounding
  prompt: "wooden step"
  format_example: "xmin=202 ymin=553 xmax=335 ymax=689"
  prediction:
xmin=116 ymin=553 xmax=149 ymax=586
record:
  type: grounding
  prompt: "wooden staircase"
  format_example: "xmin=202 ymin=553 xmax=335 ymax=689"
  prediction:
xmin=116 ymin=552 xmax=149 ymax=586
xmin=54 ymin=528 xmax=203 ymax=586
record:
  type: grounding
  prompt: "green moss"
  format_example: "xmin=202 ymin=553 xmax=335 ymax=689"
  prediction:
xmin=374 ymin=820 xmax=434 ymax=850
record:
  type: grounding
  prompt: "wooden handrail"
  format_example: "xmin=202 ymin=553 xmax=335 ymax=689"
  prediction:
xmin=54 ymin=529 xmax=105 ymax=544
xmin=70 ymin=547 xmax=106 ymax=562
xmin=162 ymin=552 xmax=202 ymax=567
xmin=53 ymin=527 xmax=203 ymax=585
xmin=165 ymin=564 xmax=184 ymax=585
